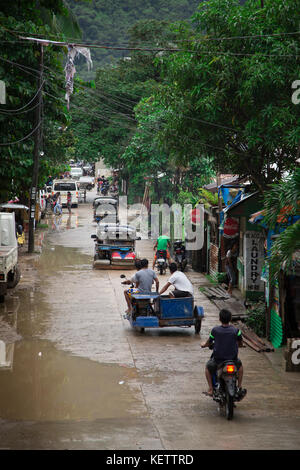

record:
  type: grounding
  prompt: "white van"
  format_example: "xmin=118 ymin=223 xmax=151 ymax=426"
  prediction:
xmin=52 ymin=179 xmax=79 ymax=207
xmin=70 ymin=167 xmax=83 ymax=180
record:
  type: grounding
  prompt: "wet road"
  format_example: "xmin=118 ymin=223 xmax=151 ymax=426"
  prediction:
xmin=0 ymin=191 xmax=299 ymax=450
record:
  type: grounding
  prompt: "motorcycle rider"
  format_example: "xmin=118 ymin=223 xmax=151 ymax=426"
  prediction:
xmin=152 ymin=234 xmax=171 ymax=270
xmin=201 ymin=309 xmax=246 ymax=397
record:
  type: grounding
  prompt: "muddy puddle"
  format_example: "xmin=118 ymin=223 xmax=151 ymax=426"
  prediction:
xmin=0 ymin=338 xmax=139 ymax=422
xmin=0 ymin=205 xmax=143 ymax=423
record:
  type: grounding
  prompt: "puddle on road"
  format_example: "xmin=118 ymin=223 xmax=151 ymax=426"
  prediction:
xmin=36 ymin=243 xmax=93 ymax=273
xmin=0 ymin=338 xmax=139 ymax=422
xmin=0 ymin=206 xmax=144 ymax=423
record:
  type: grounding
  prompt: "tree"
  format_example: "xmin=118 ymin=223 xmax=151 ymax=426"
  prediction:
xmin=263 ymin=168 xmax=300 ymax=280
xmin=156 ymin=0 xmax=300 ymax=192
xmin=0 ymin=0 xmax=78 ymax=202
xmin=66 ymin=0 xmax=201 ymax=74
xmin=69 ymin=19 xmax=181 ymax=201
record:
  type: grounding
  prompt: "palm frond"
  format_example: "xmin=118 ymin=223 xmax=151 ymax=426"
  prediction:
xmin=269 ymin=220 xmax=300 ymax=280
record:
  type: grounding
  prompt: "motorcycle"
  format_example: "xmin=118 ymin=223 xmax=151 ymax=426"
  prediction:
xmin=156 ymin=250 xmax=168 ymax=275
xmin=101 ymin=183 xmax=109 ymax=196
xmin=173 ymin=240 xmax=187 ymax=272
xmin=212 ymin=360 xmax=246 ymax=420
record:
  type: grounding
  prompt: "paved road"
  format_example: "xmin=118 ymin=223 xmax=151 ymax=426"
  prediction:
xmin=0 ymin=191 xmax=299 ymax=450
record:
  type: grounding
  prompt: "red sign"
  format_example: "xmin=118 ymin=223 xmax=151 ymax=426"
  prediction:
xmin=191 ymin=208 xmax=201 ymax=225
xmin=223 ymin=217 xmax=239 ymax=238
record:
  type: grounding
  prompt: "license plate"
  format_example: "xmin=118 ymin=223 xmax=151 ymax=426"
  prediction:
xmin=158 ymin=258 xmax=165 ymax=263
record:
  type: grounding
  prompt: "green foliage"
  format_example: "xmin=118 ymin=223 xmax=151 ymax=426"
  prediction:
xmin=263 ymin=169 xmax=300 ymax=228
xmin=156 ymin=0 xmax=300 ymax=191
xmin=0 ymin=0 xmax=76 ymax=202
xmin=262 ymin=169 xmax=300 ymax=280
xmin=216 ymin=272 xmax=228 ymax=283
xmin=197 ymin=188 xmax=218 ymax=208
xmin=244 ymin=301 xmax=266 ymax=338
xmin=66 ymin=0 xmax=201 ymax=73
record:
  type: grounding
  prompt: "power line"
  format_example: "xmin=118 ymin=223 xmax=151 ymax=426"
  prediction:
xmin=0 ymin=102 xmax=39 ymax=115
xmin=9 ymin=34 xmax=298 ymax=59
xmin=0 ymin=80 xmax=44 ymax=113
xmin=0 ymin=55 xmax=41 ymax=78
xmin=0 ymin=119 xmax=42 ymax=146
xmin=43 ymin=89 xmax=240 ymax=156
xmin=2 ymin=25 xmax=300 ymax=44
xmin=44 ymin=69 xmax=239 ymax=133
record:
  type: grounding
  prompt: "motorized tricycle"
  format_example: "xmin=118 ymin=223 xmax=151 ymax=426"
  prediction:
xmin=92 ymin=223 xmax=139 ymax=269
xmin=123 ymin=287 xmax=204 ymax=334
xmin=93 ymin=196 xmax=118 ymax=223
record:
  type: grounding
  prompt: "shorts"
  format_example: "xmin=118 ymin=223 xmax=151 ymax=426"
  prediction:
xmin=127 ymin=288 xmax=139 ymax=298
xmin=206 ymin=357 xmax=242 ymax=375
xmin=154 ymin=250 xmax=170 ymax=260
xmin=172 ymin=289 xmax=193 ymax=298
xmin=226 ymin=265 xmax=236 ymax=284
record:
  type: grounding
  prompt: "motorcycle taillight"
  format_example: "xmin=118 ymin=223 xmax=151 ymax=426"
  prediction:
xmin=225 ymin=365 xmax=236 ymax=374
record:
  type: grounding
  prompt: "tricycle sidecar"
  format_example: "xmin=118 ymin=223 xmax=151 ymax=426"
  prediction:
xmin=125 ymin=293 xmax=204 ymax=334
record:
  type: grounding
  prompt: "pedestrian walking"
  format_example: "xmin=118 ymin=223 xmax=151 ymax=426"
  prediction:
xmin=53 ymin=192 xmax=62 ymax=215
xmin=66 ymin=191 xmax=72 ymax=214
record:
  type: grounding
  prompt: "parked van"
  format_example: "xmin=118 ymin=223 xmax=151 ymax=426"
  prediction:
xmin=70 ymin=167 xmax=83 ymax=180
xmin=52 ymin=179 xmax=79 ymax=207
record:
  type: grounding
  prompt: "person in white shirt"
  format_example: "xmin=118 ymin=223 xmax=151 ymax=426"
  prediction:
xmin=159 ymin=262 xmax=194 ymax=298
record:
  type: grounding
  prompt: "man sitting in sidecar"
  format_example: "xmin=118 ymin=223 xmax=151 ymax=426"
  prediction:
xmin=159 ymin=263 xmax=193 ymax=298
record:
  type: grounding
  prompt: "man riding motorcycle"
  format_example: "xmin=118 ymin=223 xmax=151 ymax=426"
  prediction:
xmin=152 ymin=234 xmax=171 ymax=270
xmin=201 ymin=308 xmax=246 ymax=398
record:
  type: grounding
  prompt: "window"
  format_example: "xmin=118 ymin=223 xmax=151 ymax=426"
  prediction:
xmin=54 ymin=183 xmax=77 ymax=191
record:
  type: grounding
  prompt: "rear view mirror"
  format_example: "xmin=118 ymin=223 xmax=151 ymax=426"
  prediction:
xmin=91 ymin=234 xmax=97 ymax=239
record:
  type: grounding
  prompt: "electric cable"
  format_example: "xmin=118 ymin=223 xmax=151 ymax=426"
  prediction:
xmin=0 ymin=80 xmax=44 ymax=113
xmin=0 ymin=119 xmax=42 ymax=146
xmin=2 ymin=24 xmax=300 ymax=44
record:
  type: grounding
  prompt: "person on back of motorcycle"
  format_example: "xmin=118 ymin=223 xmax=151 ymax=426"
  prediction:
xmin=201 ymin=309 xmax=246 ymax=397
xmin=152 ymin=234 xmax=171 ymax=269
xmin=159 ymin=262 xmax=193 ymax=298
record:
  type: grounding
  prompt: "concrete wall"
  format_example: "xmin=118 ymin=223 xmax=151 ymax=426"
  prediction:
xmin=95 ymin=159 xmax=112 ymax=178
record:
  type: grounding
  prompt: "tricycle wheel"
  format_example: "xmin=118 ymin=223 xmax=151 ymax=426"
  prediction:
xmin=140 ymin=328 xmax=145 ymax=333
xmin=195 ymin=318 xmax=202 ymax=334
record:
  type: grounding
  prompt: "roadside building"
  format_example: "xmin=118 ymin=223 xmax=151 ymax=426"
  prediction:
xmin=249 ymin=209 xmax=300 ymax=358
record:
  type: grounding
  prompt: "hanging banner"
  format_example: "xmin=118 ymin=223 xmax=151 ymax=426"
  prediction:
xmin=223 ymin=217 xmax=239 ymax=239
xmin=244 ymin=231 xmax=265 ymax=293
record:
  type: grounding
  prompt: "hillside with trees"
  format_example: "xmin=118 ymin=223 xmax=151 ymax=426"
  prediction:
xmin=66 ymin=0 xmax=202 ymax=73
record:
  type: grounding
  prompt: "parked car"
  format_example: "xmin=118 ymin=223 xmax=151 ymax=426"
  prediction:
xmin=0 ymin=212 xmax=21 ymax=303
xmin=52 ymin=179 xmax=79 ymax=207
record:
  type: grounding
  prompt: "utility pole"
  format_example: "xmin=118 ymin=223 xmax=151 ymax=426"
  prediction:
xmin=28 ymin=44 xmax=43 ymax=253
